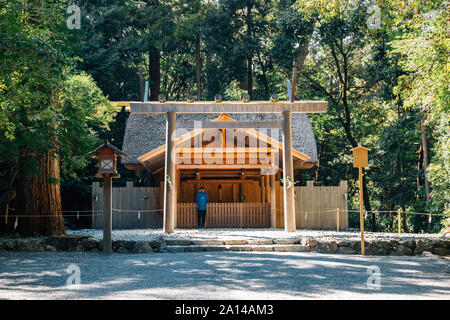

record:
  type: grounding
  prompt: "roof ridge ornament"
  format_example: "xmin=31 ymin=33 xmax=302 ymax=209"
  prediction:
xmin=158 ymin=94 xmax=166 ymax=103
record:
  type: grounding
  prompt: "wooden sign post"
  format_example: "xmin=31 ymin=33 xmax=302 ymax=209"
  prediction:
xmin=88 ymin=141 xmax=126 ymax=253
xmin=351 ymin=146 xmax=370 ymax=255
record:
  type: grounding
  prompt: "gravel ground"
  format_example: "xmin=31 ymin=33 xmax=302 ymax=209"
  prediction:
xmin=66 ymin=228 xmax=449 ymax=242
xmin=0 ymin=251 xmax=449 ymax=299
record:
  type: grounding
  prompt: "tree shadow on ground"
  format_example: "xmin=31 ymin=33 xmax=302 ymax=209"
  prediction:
xmin=0 ymin=251 xmax=448 ymax=299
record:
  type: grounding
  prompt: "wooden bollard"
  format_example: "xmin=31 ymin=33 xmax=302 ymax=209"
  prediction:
xmin=359 ymin=167 xmax=365 ymax=255
xmin=397 ymin=208 xmax=401 ymax=234
xmin=336 ymin=208 xmax=340 ymax=232
xmin=103 ymin=174 xmax=112 ymax=253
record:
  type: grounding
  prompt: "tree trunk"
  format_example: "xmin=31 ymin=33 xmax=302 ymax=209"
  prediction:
xmin=247 ymin=59 xmax=253 ymax=98
xmin=257 ymin=53 xmax=269 ymax=98
xmin=246 ymin=4 xmax=253 ymax=98
xmin=149 ymin=47 xmax=160 ymax=101
xmin=291 ymin=38 xmax=310 ymax=102
xmin=420 ymin=112 xmax=432 ymax=231
xmin=16 ymin=150 xmax=65 ymax=236
xmin=291 ymin=67 xmax=297 ymax=102
xmin=138 ymin=68 xmax=144 ymax=102
xmin=420 ymin=115 xmax=431 ymax=202
xmin=417 ymin=142 xmax=423 ymax=189
xmin=362 ymin=173 xmax=375 ymax=231
xmin=195 ymin=33 xmax=202 ymax=101
xmin=0 ymin=190 xmax=15 ymax=234
xmin=402 ymin=205 xmax=408 ymax=233
xmin=315 ymin=140 xmax=324 ymax=183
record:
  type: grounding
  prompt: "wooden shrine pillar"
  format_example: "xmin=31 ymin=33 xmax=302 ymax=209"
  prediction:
xmin=164 ymin=112 xmax=176 ymax=233
xmin=175 ymin=168 xmax=180 ymax=228
xmin=270 ymin=172 xmax=276 ymax=228
xmin=194 ymin=170 xmax=201 ymax=197
xmin=261 ymin=176 xmax=266 ymax=203
xmin=282 ymin=111 xmax=296 ymax=232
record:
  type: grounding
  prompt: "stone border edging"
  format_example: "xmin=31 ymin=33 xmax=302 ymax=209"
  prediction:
xmin=0 ymin=235 xmax=449 ymax=256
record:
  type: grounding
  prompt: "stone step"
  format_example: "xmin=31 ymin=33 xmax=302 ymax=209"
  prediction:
xmin=165 ymin=238 xmax=302 ymax=246
xmin=165 ymin=239 xmax=193 ymax=246
xmin=163 ymin=244 xmax=310 ymax=253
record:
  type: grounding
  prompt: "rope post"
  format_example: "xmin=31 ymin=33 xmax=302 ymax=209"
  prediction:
xmin=336 ymin=208 xmax=340 ymax=232
xmin=397 ymin=208 xmax=402 ymax=234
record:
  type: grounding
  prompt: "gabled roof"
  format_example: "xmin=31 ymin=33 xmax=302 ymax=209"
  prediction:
xmin=135 ymin=114 xmax=310 ymax=170
xmin=122 ymin=112 xmax=318 ymax=168
xmin=88 ymin=140 xmax=127 ymax=158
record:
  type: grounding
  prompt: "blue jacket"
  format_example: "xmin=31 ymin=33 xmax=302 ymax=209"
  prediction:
xmin=195 ymin=191 xmax=209 ymax=211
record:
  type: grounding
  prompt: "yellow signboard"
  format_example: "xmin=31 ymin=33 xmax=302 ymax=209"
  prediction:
xmin=351 ymin=146 xmax=370 ymax=168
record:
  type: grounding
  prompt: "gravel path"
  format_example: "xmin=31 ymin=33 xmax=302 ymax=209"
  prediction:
xmin=0 ymin=251 xmax=448 ymax=299
xmin=67 ymin=228 xmax=449 ymax=242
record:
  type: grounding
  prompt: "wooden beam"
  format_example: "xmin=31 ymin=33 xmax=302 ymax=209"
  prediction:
xmin=176 ymin=164 xmax=273 ymax=170
xmin=130 ymin=101 xmax=328 ymax=114
xmin=176 ymin=121 xmax=283 ymax=129
xmin=111 ymin=101 xmax=130 ymax=107
xmin=296 ymin=162 xmax=316 ymax=169
xmin=185 ymin=179 xmax=255 ymax=184
xmin=181 ymin=171 xmax=261 ymax=178
xmin=138 ymin=128 xmax=203 ymax=163
xmin=240 ymin=128 xmax=310 ymax=162
xmin=282 ymin=111 xmax=296 ymax=232
xmin=177 ymin=147 xmax=275 ymax=153
xmin=153 ymin=166 xmax=165 ymax=175
xmin=123 ymin=163 xmax=145 ymax=171
xmin=178 ymin=153 xmax=270 ymax=159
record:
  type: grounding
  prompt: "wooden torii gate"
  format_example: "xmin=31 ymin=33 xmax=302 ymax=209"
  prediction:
xmin=129 ymin=101 xmax=328 ymax=233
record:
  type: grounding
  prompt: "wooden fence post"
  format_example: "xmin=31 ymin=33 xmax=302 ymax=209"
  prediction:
xmin=239 ymin=203 xmax=243 ymax=228
xmin=336 ymin=208 xmax=340 ymax=232
xmin=398 ymin=208 xmax=401 ymax=234
xmin=359 ymin=167 xmax=365 ymax=255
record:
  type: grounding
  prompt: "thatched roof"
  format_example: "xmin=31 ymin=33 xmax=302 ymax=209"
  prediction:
xmin=122 ymin=113 xmax=318 ymax=167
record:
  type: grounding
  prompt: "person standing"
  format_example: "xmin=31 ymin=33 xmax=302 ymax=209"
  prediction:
xmin=195 ymin=187 xmax=209 ymax=229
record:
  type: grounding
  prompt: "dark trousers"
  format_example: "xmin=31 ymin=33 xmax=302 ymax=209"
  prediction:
xmin=197 ymin=210 xmax=206 ymax=228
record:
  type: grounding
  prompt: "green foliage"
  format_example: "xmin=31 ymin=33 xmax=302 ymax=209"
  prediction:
xmin=0 ymin=1 xmax=116 ymax=219
xmin=389 ymin=1 xmax=449 ymax=227
xmin=0 ymin=0 xmax=447 ymax=233
xmin=59 ymin=73 xmax=116 ymax=178
xmin=271 ymin=0 xmax=315 ymax=73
